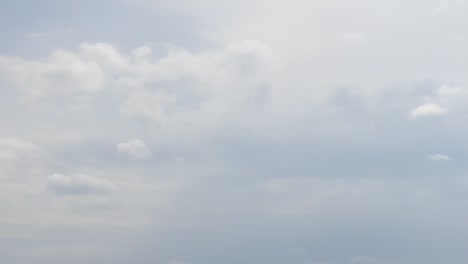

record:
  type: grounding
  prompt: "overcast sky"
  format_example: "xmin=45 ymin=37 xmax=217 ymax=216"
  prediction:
xmin=1 ymin=0 xmax=468 ymax=263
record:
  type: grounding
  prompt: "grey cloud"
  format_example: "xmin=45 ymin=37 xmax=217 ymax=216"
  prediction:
xmin=0 ymin=138 xmax=47 ymax=181
xmin=428 ymin=153 xmax=451 ymax=161
xmin=3 ymin=0 xmax=468 ymax=263
xmin=47 ymin=173 xmax=117 ymax=195
xmin=0 ymin=138 xmax=41 ymax=162
xmin=0 ymin=41 xmax=274 ymax=141
xmin=117 ymin=139 xmax=152 ymax=159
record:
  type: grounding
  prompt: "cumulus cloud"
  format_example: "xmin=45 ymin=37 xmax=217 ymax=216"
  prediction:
xmin=47 ymin=173 xmax=117 ymax=195
xmin=0 ymin=41 xmax=273 ymax=97
xmin=429 ymin=154 xmax=451 ymax=161
xmin=0 ymin=47 xmax=106 ymax=98
xmin=117 ymin=139 xmax=152 ymax=158
xmin=5 ymin=1 xmax=468 ymax=263
xmin=119 ymin=40 xmax=275 ymax=129
xmin=410 ymin=103 xmax=447 ymax=118
xmin=406 ymin=84 xmax=466 ymax=120
xmin=0 ymin=41 xmax=275 ymax=139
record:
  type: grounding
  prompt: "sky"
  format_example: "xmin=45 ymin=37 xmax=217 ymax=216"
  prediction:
xmin=1 ymin=0 xmax=468 ymax=263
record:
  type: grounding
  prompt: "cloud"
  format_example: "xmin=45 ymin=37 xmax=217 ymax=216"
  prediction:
xmin=429 ymin=154 xmax=451 ymax=161
xmin=47 ymin=173 xmax=117 ymax=195
xmin=0 ymin=47 xmax=106 ymax=99
xmin=437 ymin=84 xmax=466 ymax=97
xmin=117 ymin=139 xmax=152 ymax=158
xmin=0 ymin=138 xmax=44 ymax=179
xmin=405 ymin=84 xmax=466 ymax=121
xmin=0 ymin=41 xmax=275 ymax=140
xmin=435 ymin=84 xmax=468 ymax=107
xmin=410 ymin=103 xmax=447 ymax=118
xmin=119 ymin=40 xmax=275 ymax=127
xmin=0 ymin=40 xmax=273 ymax=97
xmin=5 ymin=1 xmax=468 ymax=263
xmin=0 ymin=138 xmax=41 ymax=162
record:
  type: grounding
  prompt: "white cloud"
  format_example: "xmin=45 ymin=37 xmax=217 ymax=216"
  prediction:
xmin=47 ymin=173 xmax=117 ymax=195
xmin=122 ymin=90 xmax=176 ymax=124
xmin=0 ymin=49 xmax=105 ymax=99
xmin=410 ymin=103 xmax=447 ymax=118
xmin=0 ymin=41 xmax=275 ymax=140
xmin=406 ymin=85 xmax=467 ymax=120
xmin=436 ymin=84 xmax=468 ymax=104
xmin=429 ymin=154 xmax=451 ymax=161
xmin=5 ymin=1 xmax=468 ymax=262
xmin=117 ymin=139 xmax=152 ymax=158
xmin=0 ymin=138 xmax=40 ymax=162
xmin=437 ymin=84 xmax=466 ymax=97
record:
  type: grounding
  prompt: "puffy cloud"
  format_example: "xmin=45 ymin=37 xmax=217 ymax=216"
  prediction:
xmin=117 ymin=139 xmax=152 ymax=158
xmin=410 ymin=103 xmax=447 ymax=118
xmin=0 ymin=40 xmax=273 ymax=96
xmin=429 ymin=154 xmax=451 ymax=161
xmin=0 ymin=41 xmax=275 ymax=140
xmin=405 ymin=84 xmax=467 ymax=121
xmin=0 ymin=48 xmax=106 ymax=98
xmin=47 ymin=173 xmax=117 ymax=195
xmin=5 ymin=1 xmax=468 ymax=263
xmin=119 ymin=40 xmax=275 ymax=127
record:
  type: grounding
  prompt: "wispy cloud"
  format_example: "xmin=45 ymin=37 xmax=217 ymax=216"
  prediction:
xmin=429 ymin=154 xmax=451 ymax=161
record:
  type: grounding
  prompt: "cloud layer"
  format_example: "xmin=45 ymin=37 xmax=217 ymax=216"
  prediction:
xmin=2 ymin=0 xmax=468 ymax=263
